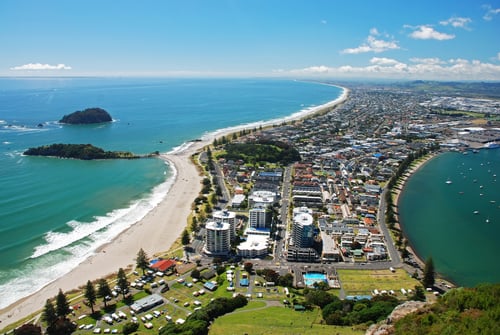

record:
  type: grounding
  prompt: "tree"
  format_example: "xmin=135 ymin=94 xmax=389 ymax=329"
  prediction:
xmin=117 ymin=268 xmax=129 ymax=299
xmin=122 ymin=322 xmax=139 ymax=335
xmin=97 ymin=278 xmax=112 ymax=308
xmin=305 ymin=290 xmax=336 ymax=308
xmin=410 ymin=285 xmax=426 ymax=302
xmin=55 ymin=289 xmax=71 ymax=319
xmin=191 ymin=269 xmax=201 ymax=280
xmin=278 ymin=273 xmax=294 ymax=288
xmin=191 ymin=216 xmax=199 ymax=233
xmin=261 ymin=268 xmax=279 ymax=283
xmin=401 ymin=247 xmax=410 ymax=259
xmin=243 ymin=262 xmax=253 ymax=274
xmin=13 ymin=324 xmax=41 ymax=335
xmin=84 ymin=280 xmax=97 ymax=314
xmin=215 ymin=185 xmax=222 ymax=197
xmin=423 ymin=256 xmax=435 ymax=288
xmin=47 ymin=319 xmax=76 ymax=335
xmin=42 ymin=299 xmax=57 ymax=327
xmin=181 ymin=229 xmax=190 ymax=246
xmin=135 ymin=248 xmax=149 ymax=275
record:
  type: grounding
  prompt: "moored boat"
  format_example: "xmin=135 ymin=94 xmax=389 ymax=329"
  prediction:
xmin=483 ymin=142 xmax=499 ymax=149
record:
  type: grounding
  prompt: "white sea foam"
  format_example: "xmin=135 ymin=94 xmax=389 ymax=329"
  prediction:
xmin=166 ymin=85 xmax=347 ymax=156
xmin=168 ymin=141 xmax=194 ymax=154
xmin=0 ymin=167 xmax=176 ymax=310
xmin=2 ymin=125 xmax=49 ymax=133
xmin=0 ymin=250 xmax=91 ymax=310
xmin=197 ymin=85 xmax=348 ymax=145
xmin=31 ymin=168 xmax=175 ymax=260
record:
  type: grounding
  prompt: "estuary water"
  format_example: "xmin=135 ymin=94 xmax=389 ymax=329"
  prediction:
xmin=399 ymin=150 xmax=500 ymax=287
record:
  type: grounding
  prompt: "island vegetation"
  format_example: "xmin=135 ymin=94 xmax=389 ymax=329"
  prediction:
xmin=59 ymin=107 xmax=112 ymax=124
xmin=23 ymin=144 xmax=155 ymax=160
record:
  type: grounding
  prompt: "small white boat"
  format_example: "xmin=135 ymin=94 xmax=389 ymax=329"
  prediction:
xmin=446 ymin=179 xmax=452 ymax=184
xmin=473 ymin=210 xmax=479 ymax=215
xmin=484 ymin=142 xmax=499 ymax=149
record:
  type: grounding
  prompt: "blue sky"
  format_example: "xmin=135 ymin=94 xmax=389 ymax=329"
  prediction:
xmin=1 ymin=0 xmax=499 ymax=80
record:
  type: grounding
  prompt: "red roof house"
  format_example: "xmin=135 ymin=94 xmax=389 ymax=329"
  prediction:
xmin=151 ymin=259 xmax=176 ymax=272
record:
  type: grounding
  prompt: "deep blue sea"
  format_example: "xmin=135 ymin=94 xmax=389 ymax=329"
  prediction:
xmin=0 ymin=77 xmax=343 ymax=308
xmin=399 ymin=150 xmax=500 ymax=287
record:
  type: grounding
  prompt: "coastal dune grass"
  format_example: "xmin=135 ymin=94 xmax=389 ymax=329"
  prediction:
xmin=338 ymin=269 xmax=420 ymax=296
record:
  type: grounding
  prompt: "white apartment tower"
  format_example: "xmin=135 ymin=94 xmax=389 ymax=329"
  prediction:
xmin=249 ymin=206 xmax=272 ymax=229
xmin=204 ymin=221 xmax=231 ymax=256
xmin=213 ymin=209 xmax=236 ymax=241
xmin=292 ymin=210 xmax=314 ymax=248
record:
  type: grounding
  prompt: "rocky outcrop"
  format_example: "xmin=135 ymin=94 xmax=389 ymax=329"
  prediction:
xmin=365 ymin=301 xmax=430 ymax=335
xmin=59 ymin=107 xmax=112 ymax=124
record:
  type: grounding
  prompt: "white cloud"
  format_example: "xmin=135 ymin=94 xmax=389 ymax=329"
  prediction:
xmin=283 ymin=57 xmax=500 ymax=80
xmin=302 ymin=66 xmax=330 ymax=74
xmin=341 ymin=30 xmax=399 ymax=54
xmin=407 ymin=25 xmax=455 ymax=40
xmin=439 ymin=17 xmax=472 ymax=29
xmin=10 ymin=63 xmax=72 ymax=71
xmin=370 ymin=57 xmax=402 ymax=66
xmin=497 ymin=52 xmax=500 ymax=61
xmin=483 ymin=5 xmax=500 ymax=21
xmin=409 ymin=57 xmax=446 ymax=65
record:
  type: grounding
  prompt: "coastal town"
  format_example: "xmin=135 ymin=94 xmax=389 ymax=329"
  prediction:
xmin=192 ymin=81 xmax=499 ymax=280
xmin=2 ymin=81 xmax=499 ymax=335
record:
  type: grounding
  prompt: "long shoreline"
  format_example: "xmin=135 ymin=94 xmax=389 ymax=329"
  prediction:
xmin=0 ymin=84 xmax=348 ymax=330
xmin=392 ymin=153 xmax=440 ymax=271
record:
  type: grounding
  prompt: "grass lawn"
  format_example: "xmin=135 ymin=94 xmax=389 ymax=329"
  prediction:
xmin=338 ymin=268 xmax=420 ymax=297
xmin=209 ymin=306 xmax=365 ymax=335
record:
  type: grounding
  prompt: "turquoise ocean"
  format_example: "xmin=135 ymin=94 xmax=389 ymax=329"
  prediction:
xmin=399 ymin=150 xmax=500 ymax=287
xmin=0 ymin=78 xmax=342 ymax=309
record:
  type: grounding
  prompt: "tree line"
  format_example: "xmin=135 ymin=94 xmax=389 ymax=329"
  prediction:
xmin=23 ymin=143 xmax=141 ymax=160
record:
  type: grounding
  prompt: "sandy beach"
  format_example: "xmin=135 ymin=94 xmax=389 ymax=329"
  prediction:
xmin=0 ymin=141 xmax=205 ymax=327
xmin=0 ymin=86 xmax=348 ymax=329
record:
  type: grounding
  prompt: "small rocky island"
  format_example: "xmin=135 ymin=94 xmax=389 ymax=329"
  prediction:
xmin=23 ymin=144 xmax=158 ymax=160
xmin=59 ymin=107 xmax=112 ymax=124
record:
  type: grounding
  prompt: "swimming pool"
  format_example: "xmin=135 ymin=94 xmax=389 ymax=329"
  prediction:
xmin=303 ymin=272 xmax=328 ymax=287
